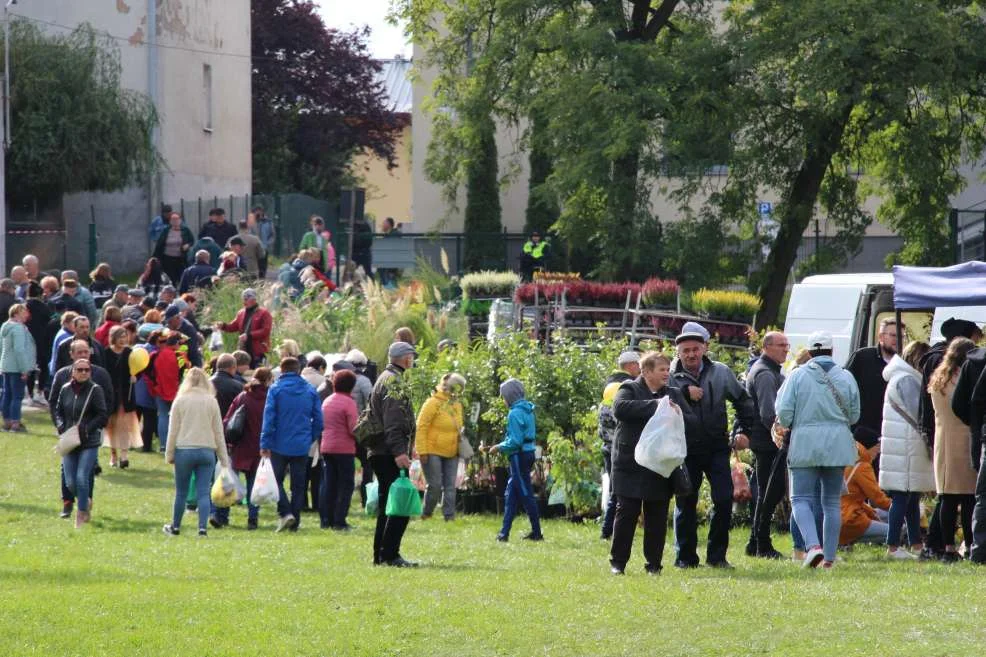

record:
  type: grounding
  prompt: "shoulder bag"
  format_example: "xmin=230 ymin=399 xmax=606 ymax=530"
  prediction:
xmin=224 ymin=401 xmax=247 ymax=444
xmin=55 ymin=385 xmax=95 ymax=457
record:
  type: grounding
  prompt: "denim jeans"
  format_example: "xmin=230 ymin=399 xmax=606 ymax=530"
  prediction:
xmin=61 ymin=462 xmax=95 ymax=504
xmin=62 ymin=447 xmax=99 ymax=512
xmin=886 ymin=490 xmax=922 ymax=548
xmin=320 ymin=454 xmax=356 ymax=528
xmin=1 ymin=372 xmax=24 ymax=422
xmin=422 ymin=455 xmax=458 ymax=519
xmin=212 ymin=468 xmax=259 ymax=525
xmin=858 ymin=520 xmax=889 ymax=544
xmin=156 ymin=398 xmax=172 ymax=452
xmin=499 ymin=450 xmax=541 ymax=539
xmin=172 ymin=448 xmax=216 ymax=531
xmin=270 ymin=452 xmax=309 ymax=526
xmin=790 ymin=480 xmax=822 ymax=552
xmin=789 ymin=466 xmax=843 ymax=563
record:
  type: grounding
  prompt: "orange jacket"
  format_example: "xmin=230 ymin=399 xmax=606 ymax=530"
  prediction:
xmin=840 ymin=442 xmax=891 ymax=545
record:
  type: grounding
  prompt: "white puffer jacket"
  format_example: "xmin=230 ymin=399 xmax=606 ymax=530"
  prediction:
xmin=878 ymin=355 xmax=935 ymax=493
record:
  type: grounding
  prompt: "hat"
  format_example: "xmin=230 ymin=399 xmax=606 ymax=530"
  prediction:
xmin=241 ymin=288 xmax=257 ymax=300
xmin=229 ymin=236 xmax=245 ymax=247
xmin=617 ymin=350 xmax=641 ymax=366
xmin=675 ymin=321 xmax=710 ymax=344
xmin=806 ymin=330 xmax=833 ymax=351
xmin=114 ymin=284 xmax=129 ymax=294
xmin=128 ymin=288 xmax=145 ymax=297
xmin=173 ymin=299 xmax=189 ymax=313
xmin=941 ymin=317 xmax=980 ymax=341
xmin=388 ymin=341 xmax=417 ymax=359
xmin=500 ymin=378 xmax=526 ymax=406
xmin=161 ymin=285 xmax=177 ymax=295
xmin=345 ymin=349 xmax=368 ymax=365
xmin=164 ymin=304 xmax=181 ymax=320
xmin=332 ymin=360 xmax=355 ymax=372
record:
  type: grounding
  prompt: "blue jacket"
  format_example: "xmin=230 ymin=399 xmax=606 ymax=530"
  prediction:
xmin=775 ymin=356 xmax=860 ymax=468
xmin=496 ymin=399 xmax=536 ymax=456
xmin=260 ymin=372 xmax=323 ymax=457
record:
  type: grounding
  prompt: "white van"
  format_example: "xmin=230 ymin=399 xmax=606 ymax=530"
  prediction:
xmin=783 ymin=273 xmax=986 ymax=365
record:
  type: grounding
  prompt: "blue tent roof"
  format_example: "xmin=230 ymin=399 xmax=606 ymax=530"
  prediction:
xmin=893 ymin=262 xmax=986 ymax=309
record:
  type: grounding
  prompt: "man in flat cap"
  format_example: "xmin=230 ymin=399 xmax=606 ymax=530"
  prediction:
xmin=670 ymin=322 xmax=757 ymax=569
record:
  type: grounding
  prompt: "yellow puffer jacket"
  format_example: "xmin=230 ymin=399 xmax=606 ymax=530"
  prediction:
xmin=415 ymin=390 xmax=463 ymax=458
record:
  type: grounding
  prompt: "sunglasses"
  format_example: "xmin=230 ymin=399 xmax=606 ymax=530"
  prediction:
xmin=74 ymin=368 xmax=91 ymax=372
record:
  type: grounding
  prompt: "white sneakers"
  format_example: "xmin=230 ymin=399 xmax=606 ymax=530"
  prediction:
xmin=803 ymin=547 xmax=825 ymax=569
xmin=275 ymin=514 xmax=297 ymax=533
xmin=887 ymin=548 xmax=918 ymax=560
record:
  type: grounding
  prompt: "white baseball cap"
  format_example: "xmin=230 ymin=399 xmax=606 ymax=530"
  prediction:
xmin=806 ymin=331 xmax=833 ymax=351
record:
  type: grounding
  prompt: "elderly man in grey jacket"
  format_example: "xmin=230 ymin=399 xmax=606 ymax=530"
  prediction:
xmin=367 ymin=341 xmax=418 ymax=567
xmin=670 ymin=322 xmax=757 ymax=569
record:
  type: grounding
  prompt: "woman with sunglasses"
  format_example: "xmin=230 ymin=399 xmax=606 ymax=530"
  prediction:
xmin=55 ymin=358 xmax=109 ymax=528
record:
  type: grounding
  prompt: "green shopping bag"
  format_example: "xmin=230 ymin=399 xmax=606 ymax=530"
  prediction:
xmin=385 ymin=469 xmax=422 ymax=517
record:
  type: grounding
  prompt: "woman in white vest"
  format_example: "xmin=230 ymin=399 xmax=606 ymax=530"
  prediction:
xmin=879 ymin=341 xmax=934 ymax=559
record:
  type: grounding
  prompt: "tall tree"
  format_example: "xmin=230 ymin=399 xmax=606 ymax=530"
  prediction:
xmin=398 ymin=0 xmax=702 ymax=279
xmin=251 ymin=0 xmax=405 ymax=198
xmin=678 ymin=0 xmax=986 ymax=327
xmin=6 ymin=21 xmax=159 ymax=206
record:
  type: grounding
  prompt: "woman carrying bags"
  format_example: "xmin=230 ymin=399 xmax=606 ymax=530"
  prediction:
xmin=55 ymin=359 xmax=109 ymax=528
xmin=224 ymin=367 xmax=272 ymax=530
xmin=609 ymin=352 xmax=695 ymax=575
xmin=416 ymin=373 xmax=467 ymax=521
xmin=102 ymin=326 xmax=142 ymax=468
xmin=163 ymin=368 xmax=231 ymax=537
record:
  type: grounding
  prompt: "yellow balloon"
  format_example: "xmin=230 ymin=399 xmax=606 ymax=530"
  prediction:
xmin=129 ymin=348 xmax=151 ymax=376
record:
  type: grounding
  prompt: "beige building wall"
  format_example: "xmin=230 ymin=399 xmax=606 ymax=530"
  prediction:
xmin=13 ymin=0 xmax=251 ymax=271
xmin=352 ymin=124 xmax=412 ymax=228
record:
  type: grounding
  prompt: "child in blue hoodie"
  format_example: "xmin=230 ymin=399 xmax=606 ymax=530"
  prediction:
xmin=489 ymin=378 xmax=543 ymax=542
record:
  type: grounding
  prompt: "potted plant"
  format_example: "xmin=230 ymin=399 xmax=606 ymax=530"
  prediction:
xmin=690 ymin=288 xmax=761 ymax=322
xmin=641 ymin=278 xmax=679 ymax=309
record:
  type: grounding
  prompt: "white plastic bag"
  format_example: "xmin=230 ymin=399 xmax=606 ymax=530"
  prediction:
xmin=634 ymin=396 xmax=687 ymax=477
xmin=250 ymin=457 xmax=280 ymax=506
xmin=209 ymin=331 xmax=224 ymax=352
xmin=455 ymin=458 xmax=466 ymax=489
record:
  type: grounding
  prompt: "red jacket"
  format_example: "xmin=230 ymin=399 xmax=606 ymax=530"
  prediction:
xmin=219 ymin=306 xmax=272 ymax=359
xmin=148 ymin=346 xmax=180 ymax=402
xmin=94 ymin=320 xmax=119 ymax=347
xmin=225 ymin=385 xmax=267 ymax=473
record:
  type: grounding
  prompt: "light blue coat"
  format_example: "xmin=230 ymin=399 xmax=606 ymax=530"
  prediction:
xmin=0 ymin=320 xmax=36 ymax=374
xmin=775 ymin=356 xmax=860 ymax=468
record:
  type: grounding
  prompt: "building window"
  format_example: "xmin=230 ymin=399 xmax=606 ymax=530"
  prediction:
xmin=203 ymin=63 xmax=213 ymax=133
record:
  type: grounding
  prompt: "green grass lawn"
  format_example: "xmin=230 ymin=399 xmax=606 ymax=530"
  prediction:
xmin=1 ymin=408 xmax=983 ymax=657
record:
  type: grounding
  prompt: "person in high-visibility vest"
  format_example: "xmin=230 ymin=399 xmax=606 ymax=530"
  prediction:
xmin=520 ymin=231 xmax=549 ymax=281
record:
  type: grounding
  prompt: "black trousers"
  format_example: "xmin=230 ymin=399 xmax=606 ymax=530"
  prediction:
xmin=610 ymin=495 xmax=670 ymax=570
xmin=160 ymin=254 xmax=186 ymax=288
xmin=925 ymin=497 xmax=944 ymax=552
xmin=748 ymin=448 xmax=786 ymax=550
xmin=139 ymin=406 xmax=158 ymax=451
xmin=971 ymin=445 xmax=986 ymax=562
xmin=941 ymin=493 xmax=974 ymax=550
xmin=674 ymin=450 xmax=733 ymax=564
xmin=370 ymin=455 xmax=410 ymax=563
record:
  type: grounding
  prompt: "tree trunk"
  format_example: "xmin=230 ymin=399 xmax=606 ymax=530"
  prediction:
xmin=755 ymin=108 xmax=854 ymax=329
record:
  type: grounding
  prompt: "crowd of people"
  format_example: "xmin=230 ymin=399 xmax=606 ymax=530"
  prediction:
xmin=599 ymin=315 xmax=986 ymax=574
xmin=12 ymin=215 xmax=986 ymax=573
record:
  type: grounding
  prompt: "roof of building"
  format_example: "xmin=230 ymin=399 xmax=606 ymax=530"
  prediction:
xmin=376 ymin=57 xmax=412 ymax=115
